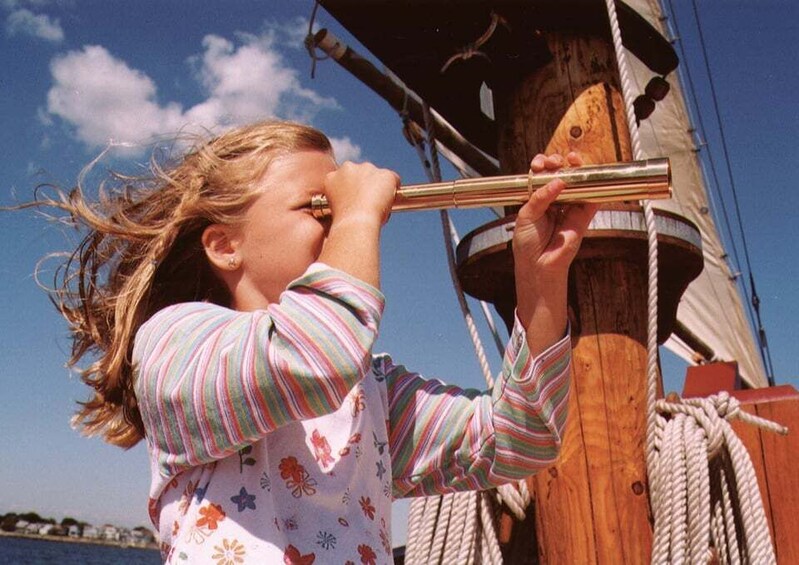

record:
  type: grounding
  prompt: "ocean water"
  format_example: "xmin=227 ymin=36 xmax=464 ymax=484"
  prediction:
xmin=0 ymin=537 xmax=161 ymax=564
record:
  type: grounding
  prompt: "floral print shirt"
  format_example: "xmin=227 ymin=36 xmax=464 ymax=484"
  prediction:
xmin=134 ymin=265 xmax=571 ymax=564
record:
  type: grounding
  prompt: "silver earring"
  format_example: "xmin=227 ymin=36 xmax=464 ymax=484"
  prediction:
xmin=228 ymin=257 xmax=238 ymax=269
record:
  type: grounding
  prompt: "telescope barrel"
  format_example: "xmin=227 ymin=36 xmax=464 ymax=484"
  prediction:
xmin=310 ymin=158 xmax=671 ymax=219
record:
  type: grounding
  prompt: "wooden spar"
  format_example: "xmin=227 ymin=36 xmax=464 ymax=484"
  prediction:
xmin=456 ymin=30 xmax=703 ymax=562
xmin=673 ymin=320 xmax=716 ymax=364
xmin=311 ymin=29 xmax=499 ymax=177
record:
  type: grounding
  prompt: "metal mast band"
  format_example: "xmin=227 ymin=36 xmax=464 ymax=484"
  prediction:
xmin=311 ymin=158 xmax=671 ymax=219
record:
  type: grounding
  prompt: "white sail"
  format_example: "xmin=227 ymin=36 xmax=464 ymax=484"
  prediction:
xmin=623 ymin=0 xmax=766 ymax=386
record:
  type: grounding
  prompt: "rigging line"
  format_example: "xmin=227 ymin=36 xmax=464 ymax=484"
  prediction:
xmin=749 ymin=273 xmax=776 ymax=380
xmin=662 ymin=0 xmax=745 ymax=280
xmin=667 ymin=0 xmax=741 ymax=274
xmin=663 ymin=0 xmax=763 ymax=370
xmin=689 ymin=0 xmax=774 ymax=381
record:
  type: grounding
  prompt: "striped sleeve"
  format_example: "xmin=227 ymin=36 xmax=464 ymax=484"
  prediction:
xmin=133 ymin=264 xmax=384 ymax=479
xmin=388 ymin=316 xmax=571 ymax=498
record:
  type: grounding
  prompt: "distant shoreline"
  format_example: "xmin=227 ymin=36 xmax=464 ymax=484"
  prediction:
xmin=0 ymin=530 xmax=158 ymax=551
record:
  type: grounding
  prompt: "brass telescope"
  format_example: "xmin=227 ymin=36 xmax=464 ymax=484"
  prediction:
xmin=311 ymin=158 xmax=671 ymax=218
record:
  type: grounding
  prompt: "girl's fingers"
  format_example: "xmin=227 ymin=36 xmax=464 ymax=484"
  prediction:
xmin=529 ymin=153 xmax=565 ymax=173
xmin=530 ymin=154 xmax=546 ymax=172
xmin=520 ymin=179 xmax=565 ymax=221
xmin=566 ymin=152 xmax=583 ymax=167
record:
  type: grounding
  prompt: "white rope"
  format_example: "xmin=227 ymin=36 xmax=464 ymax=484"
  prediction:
xmin=648 ymin=394 xmax=787 ymax=563
xmin=403 ymin=103 xmax=536 ymax=564
xmin=603 ymin=2 xmax=786 ymax=563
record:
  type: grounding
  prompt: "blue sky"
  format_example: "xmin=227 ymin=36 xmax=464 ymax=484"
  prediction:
xmin=0 ymin=0 xmax=796 ymax=542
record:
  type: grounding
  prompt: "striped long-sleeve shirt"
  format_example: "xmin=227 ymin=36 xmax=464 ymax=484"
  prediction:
xmin=133 ymin=263 xmax=571 ymax=564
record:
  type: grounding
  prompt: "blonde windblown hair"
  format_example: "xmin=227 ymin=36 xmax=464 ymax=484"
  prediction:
xmin=33 ymin=120 xmax=332 ymax=448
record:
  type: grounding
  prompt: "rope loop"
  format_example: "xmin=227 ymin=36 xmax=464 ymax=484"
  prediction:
xmin=440 ymin=11 xmax=508 ymax=73
xmin=304 ymin=0 xmax=329 ymax=79
xmin=711 ymin=391 xmax=739 ymax=420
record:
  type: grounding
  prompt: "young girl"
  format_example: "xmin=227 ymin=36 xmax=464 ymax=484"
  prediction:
xmin=42 ymin=120 xmax=595 ymax=563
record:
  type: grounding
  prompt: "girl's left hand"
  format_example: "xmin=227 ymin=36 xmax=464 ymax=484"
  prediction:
xmin=512 ymin=152 xmax=597 ymax=281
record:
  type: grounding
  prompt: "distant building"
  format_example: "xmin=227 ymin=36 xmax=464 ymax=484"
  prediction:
xmin=102 ymin=524 xmax=120 ymax=541
xmin=68 ymin=525 xmax=81 ymax=538
xmin=130 ymin=526 xmax=156 ymax=546
xmin=38 ymin=524 xmax=55 ymax=536
xmin=82 ymin=525 xmax=100 ymax=539
xmin=25 ymin=522 xmax=42 ymax=535
xmin=13 ymin=520 xmax=29 ymax=533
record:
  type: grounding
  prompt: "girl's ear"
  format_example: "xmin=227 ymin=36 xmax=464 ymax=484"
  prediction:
xmin=202 ymin=224 xmax=240 ymax=271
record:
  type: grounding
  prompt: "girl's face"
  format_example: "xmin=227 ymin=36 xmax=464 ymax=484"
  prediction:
xmin=230 ymin=150 xmax=336 ymax=310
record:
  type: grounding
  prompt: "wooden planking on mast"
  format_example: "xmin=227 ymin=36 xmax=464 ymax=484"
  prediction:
xmin=473 ymin=27 xmax=695 ymax=562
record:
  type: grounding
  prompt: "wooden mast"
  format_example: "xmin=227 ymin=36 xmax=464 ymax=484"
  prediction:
xmin=498 ymin=30 xmax=651 ymax=563
xmin=456 ymin=30 xmax=702 ymax=563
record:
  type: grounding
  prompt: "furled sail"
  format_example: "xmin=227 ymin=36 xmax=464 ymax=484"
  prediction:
xmin=622 ymin=0 xmax=766 ymax=386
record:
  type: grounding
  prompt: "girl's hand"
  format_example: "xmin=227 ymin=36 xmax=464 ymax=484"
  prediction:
xmin=513 ymin=152 xmax=597 ymax=355
xmin=324 ymin=161 xmax=399 ymax=228
xmin=318 ymin=161 xmax=398 ymax=290
xmin=513 ymin=152 xmax=597 ymax=281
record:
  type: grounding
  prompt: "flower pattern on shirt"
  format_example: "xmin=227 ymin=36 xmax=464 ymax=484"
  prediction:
xmin=283 ymin=544 xmax=316 ymax=565
xmin=212 ymin=538 xmax=246 ymax=565
xmin=196 ymin=503 xmax=226 ymax=531
xmin=194 ymin=483 xmax=208 ymax=503
xmin=359 ymin=496 xmax=376 ymax=521
xmin=316 ymin=530 xmax=336 ymax=550
xmin=279 ymin=456 xmax=317 ymax=498
xmin=358 ymin=544 xmax=377 ymax=565
xmin=372 ymin=432 xmax=387 ymax=455
xmin=310 ymin=429 xmax=334 ymax=469
xmin=230 ymin=487 xmax=256 ymax=512
xmin=178 ymin=481 xmax=197 ymax=515
xmin=351 ymin=390 xmax=366 ymax=416
xmin=378 ymin=519 xmax=391 ymax=555
xmin=238 ymin=445 xmax=257 ymax=473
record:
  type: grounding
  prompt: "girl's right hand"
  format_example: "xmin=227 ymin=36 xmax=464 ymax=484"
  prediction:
xmin=323 ymin=162 xmax=399 ymax=227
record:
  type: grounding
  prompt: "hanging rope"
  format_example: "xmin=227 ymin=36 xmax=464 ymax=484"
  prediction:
xmin=404 ymin=103 xmax=535 ymax=564
xmin=602 ymin=1 xmax=786 ymax=563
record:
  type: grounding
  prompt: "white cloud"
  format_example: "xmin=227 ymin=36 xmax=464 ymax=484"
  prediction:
xmin=45 ymin=32 xmax=349 ymax=155
xmin=47 ymin=45 xmax=184 ymax=148
xmin=6 ymin=7 xmax=64 ymax=42
xmin=185 ymin=33 xmax=336 ymax=127
xmin=330 ymin=136 xmax=362 ymax=163
xmin=262 ymin=16 xmax=312 ymax=49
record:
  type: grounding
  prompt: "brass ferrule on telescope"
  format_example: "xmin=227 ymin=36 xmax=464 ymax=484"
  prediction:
xmin=310 ymin=158 xmax=671 ymax=219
